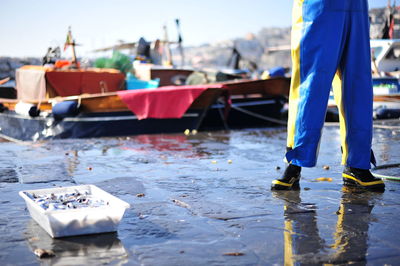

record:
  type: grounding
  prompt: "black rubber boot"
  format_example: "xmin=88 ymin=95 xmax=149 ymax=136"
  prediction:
xmin=343 ymin=166 xmax=385 ymax=192
xmin=271 ymin=164 xmax=301 ymax=190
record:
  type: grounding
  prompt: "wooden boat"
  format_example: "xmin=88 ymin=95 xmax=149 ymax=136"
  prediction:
xmin=0 ymin=88 xmax=223 ymax=141
xmin=0 ymin=65 xmax=224 ymax=141
xmin=0 ymin=57 xmax=294 ymax=141
xmin=131 ymin=61 xmax=291 ymax=129
xmin=0 ymin=26 xmax=232 ymax=141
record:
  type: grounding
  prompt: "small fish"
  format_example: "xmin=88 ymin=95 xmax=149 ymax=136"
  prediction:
xmin=47 ymin=203 xmax=57 ymax=211
xmin=314 ymin=177 xmax=333 ymax=182
xmin=34 ymin=248 xmax=55 ymax=258
xmin=223 ymin=252 xmax=245 ymax=256
xmin=29 ymin=190 xmax=107 ymax=211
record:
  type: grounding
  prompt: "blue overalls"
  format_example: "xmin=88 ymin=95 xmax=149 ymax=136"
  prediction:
xmin=286 ymin=0 xmax=374 ymax=169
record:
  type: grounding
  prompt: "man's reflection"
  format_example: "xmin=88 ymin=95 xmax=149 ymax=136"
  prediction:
xmin=274 ymin=191 xmax=324 ymax=265
xmin=274 ymin=188 xmax=379 ymax=265
xmin=330 ymin=187 xmax=377 ymax=264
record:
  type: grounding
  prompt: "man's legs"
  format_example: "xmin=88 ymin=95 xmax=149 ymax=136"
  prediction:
xmin=285 ymin=0 xmax=345 ymax=167
xmin=273 ymin=0 xmax=384 ymax=191
xmin=334 ymin=1 xmax=384 ymax=190
xmin=272 ymin=0 xmax=345 ymax=189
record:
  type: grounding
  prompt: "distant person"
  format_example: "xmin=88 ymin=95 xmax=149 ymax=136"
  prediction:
xmin=271 ymin=0 xmax=385 ymax=191
xmin=42 ymin=46 xmax=61 ymax=65
xmin=136 ymin=37 xmax=151 ymax=62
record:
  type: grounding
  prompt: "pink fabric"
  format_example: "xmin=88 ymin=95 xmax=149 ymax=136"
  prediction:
xmin=117 ymin=84 xmax=224 ymax=120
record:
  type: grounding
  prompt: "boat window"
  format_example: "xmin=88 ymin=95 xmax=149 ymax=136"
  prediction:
xmin=385 ymin=44 xmax=400 ymax=60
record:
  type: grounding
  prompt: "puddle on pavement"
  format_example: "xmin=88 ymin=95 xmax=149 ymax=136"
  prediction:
xmin=0 ymin=125 xmax=400 ymax=265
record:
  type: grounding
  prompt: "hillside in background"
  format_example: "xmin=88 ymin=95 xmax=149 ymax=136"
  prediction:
xmin=177 ymin=27 xmax=291 ymax=72
xmin=1 ymin=7 xmax=398 ymax=80
xmin=177 ymin=7 xmax=400 ymax=72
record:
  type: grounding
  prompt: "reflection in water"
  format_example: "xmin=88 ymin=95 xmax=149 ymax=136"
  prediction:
xmin=134 ymin=134 xmax=192 ymax=152
xmin=330 ymin=187 xmax=377 ymax=264
xmin=122 ymin=133 xmax=227 ymax=158
xmin=61 ymin=132 xmax=235 ymax=176
xmin=25 ymin=220 xmax=128 ymax=265
xmin=273 ymin=191 xmax=325 ymax=265
xmin=66 ymin=150 xmax=79 ymax=176
xmin=275 ymin=188 xmax=379 ymax=265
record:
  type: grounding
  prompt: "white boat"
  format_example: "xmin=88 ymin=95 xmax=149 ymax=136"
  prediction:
xmin=328 ymin=39 xmax=400 ymax=121
xmin=370 ymin=39 xmax=400 ymax=119
xmin=371 ymin=39 xmax=400 ymax=74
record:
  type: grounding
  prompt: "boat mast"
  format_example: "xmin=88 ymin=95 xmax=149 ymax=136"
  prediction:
xmin=175 ymin=19 xmax=185 ymax=67
xmin=163 ymin=24 xmax=173 ymax=66
xmin=65 ymin=26 xmax=79 ymax=68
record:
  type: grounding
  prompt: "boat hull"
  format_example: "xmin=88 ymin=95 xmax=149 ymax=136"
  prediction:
xmin=0 ymin=110 xmax=204 ymax=141
xmin=200 ymin=77 xmax=290 ymax=129
xmin=201 ymin=96 xmax=285 ymax=129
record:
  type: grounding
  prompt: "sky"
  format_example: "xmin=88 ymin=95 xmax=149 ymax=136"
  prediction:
xmin=0 ymin=0 xmax=392 ymax=58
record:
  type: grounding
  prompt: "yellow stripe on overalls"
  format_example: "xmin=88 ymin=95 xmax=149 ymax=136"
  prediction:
xmin=287 ymin=0 xmax=304 ymax=149
xmin=332 ymin=71 xmax=349 ymax=165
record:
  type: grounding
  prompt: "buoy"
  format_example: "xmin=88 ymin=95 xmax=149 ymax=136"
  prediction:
xmin=15 ymin=102 xmax=40 ymax=117
xmin=52 ymin=101 xmax=79 ymax=120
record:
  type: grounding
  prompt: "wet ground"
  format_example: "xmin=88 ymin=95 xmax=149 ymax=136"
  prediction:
xmin=1 ymin=122 xmax=400 ymax=265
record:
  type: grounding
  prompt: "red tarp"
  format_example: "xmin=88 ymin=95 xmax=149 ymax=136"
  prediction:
xmin=117 ymin=84 xmax=225 ymax=120
xmin=46 ymin=71 xmax=125 ymax=96
xmin=16 ymin=66 xmax=125 ymax=98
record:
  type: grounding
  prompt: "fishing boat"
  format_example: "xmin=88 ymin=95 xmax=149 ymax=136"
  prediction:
xmin=0 ymin=82 xmax=223 ymax=141
xmin=89 ymin=23 xmax=292 ymax=129
xmin=0 ymin=27 xmax=228 ymax=142
xmin=0 ymin=62 xmax=291 ymax=141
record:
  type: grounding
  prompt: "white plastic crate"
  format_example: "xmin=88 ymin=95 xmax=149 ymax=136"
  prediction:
xmin=19 ymin=185 xmax=130 ymax=238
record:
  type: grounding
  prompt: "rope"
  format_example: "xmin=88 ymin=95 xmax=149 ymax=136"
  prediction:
xmin=373 ymin=163 xmax=400 ymax=170
xmin=371 ymin=173 xmax=400 ymax=181
xmin=371 ymin=163 xmax=400 ymax=181
xmin=229 ymin=104 xmax=288 ymax=126
xmin=227 ymin=109 xmax=398 ymax=129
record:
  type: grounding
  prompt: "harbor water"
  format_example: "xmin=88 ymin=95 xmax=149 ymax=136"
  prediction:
xmin=1 ymin=123 xmax=400 ymax=265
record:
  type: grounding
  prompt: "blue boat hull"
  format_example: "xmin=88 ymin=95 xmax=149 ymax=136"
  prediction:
xmin=0 ymin=110 xmax=203 ymax=141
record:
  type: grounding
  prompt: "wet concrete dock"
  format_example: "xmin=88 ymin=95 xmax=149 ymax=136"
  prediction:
xmin=0 ymin=122 xmax=399 ymax=265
